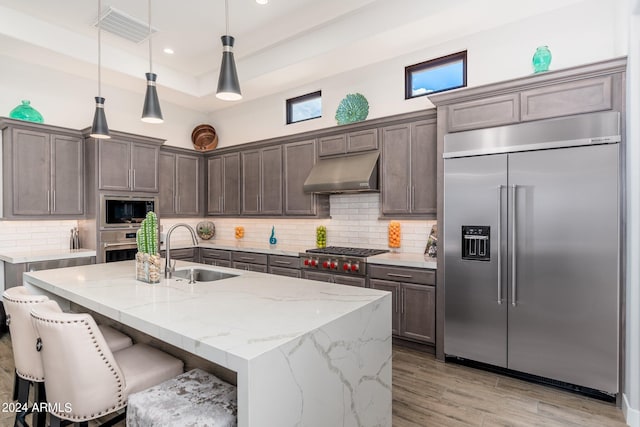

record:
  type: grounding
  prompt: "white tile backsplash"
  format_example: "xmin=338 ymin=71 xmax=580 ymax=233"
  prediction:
xmin=0 ymin=220 xmax=79 ymax=252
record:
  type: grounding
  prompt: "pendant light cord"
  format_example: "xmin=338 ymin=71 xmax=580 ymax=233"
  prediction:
xmin=97 ymin=0 xmax=102 ymax=97
xmin=225 ymin=0 xmax=229 ymax=35
xmin=148 ymin=0 xmax=153 ymax=73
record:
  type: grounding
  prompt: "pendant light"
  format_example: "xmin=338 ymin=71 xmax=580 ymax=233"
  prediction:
xmin=90 ymin=0 xmax=110 ymax=139
xmin=141 ymin=0 xmax=163 ymax=123
xmin=216 ymin=0 xmax=242 ymax=101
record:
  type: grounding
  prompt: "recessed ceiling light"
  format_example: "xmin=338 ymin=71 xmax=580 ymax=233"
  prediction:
xmin=163 ymin=48 xmax=174 ymax=54
xmin=256 ymin=0 xmax=269 ymax=4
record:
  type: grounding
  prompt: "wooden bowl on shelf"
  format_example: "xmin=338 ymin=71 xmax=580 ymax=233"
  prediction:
xmin=191 ymin=124 xmax=218 ymax=152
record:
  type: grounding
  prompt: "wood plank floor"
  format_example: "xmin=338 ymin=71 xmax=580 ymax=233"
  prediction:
xmin=0 ymin=333 xmax=627 ymax=426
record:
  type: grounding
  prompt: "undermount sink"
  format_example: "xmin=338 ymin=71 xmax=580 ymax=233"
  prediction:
xmin=172 ymin=268 xmax=238 ymax=282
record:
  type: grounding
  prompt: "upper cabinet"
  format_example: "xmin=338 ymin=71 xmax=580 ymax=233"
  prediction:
xmin=283 ymin=139 xmax=329 ymax=216
xmin=241 ymin=145 xmax=283 ymax=215
xmin=97 ymin=136 xmax=161 ymax=192
xmin=318 ymin=128 xmax=378 ymax=157
xmin=381 ymin=118 xmax=437 ymax=217
xmin=207 ymin=152 xmax=241 ymax=215
xmin=159 ymin=147 xmax=203 ymax=217
xmin=0 ymin=119 xmax=84 ymax=218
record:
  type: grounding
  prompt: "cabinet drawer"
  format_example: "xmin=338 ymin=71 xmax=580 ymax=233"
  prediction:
xmin=347 ymin=129 xmax=378 ymax=153
xmin=200 ymin=248 xmax=231 ymax=261
xmin=232 ymin=251 xmax=268 ymax=265
xmin=160 ymin=247 xmax=196 ymax=261
xmin=302 ymin=270 xmax=333 ymax=282
xmin=233 ymin=261 xmax=268 ymax=273
xmin=269 ymin=255 xmax=299 ymax=268
xmin=520 ymin=75 xmax=612 ymax=122
xmin=201 ymin=258 xmax=231 ymax=268
xmin=268 ymin=266 xmax=301 ymax=278
xmin=447 ymin=94 xmax=519 ymax=132
xmin=368 ymin=265 xmax=434 ymax=285
xmin=334 ymin=275 xmax=366 ymax=288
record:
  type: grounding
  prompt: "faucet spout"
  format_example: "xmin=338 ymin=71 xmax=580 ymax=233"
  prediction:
xmin=164 ymin=223 xmax=198 ymax=279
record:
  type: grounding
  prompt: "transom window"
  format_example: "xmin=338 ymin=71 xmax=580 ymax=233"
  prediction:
xmin=286 ymin=91 xmax=322 ymax=124
xmin=405 ymin=51 xmax=467 ymax=99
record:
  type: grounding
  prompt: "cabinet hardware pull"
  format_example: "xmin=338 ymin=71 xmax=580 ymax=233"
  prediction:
xmin=46 ymin=191 xmax=50 ymax=212
xmin=411 ymin=186 xmax=415 ymax=210
xmin=239 ymin=256 xmax=256 ymax=261
xmin=387 ymin=273 xmax=412 ymax=279
xmin=401 ymin=288 xmax=405 ymax=314
xmin=394 ymin=288 xmax=399 ymax=313
xmin=497 ymin=185 xmax=503 ymax=305
xmin=406 ymin=186 xmax=410 ymax=210
xmin=132 ymin=169 xmax=136 ymax=189
xmin=273 ymin=260 xmax=291 ymax=265
xmin=511 ymin=184 xmax=517 ymax=307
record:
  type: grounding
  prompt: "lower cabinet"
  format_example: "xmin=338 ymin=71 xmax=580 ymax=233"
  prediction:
xmin=268 ymin=255 xmax=301 ymax=278
xmin=232 ymin=252 xmax=268 ymax=272
xmin=369 ymin=265 xmax=435 ymax=344
xmin=200 ymin=248 xmax=232 ymax=268
xmin=160 ymin=247 xmax=198 ymax=262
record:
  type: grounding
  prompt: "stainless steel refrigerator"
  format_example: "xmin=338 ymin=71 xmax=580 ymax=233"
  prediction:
xmin=443 ymin=111 xmax=621 ymax=394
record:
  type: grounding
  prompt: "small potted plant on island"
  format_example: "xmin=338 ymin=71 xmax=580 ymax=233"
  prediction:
xmin=135 ymin=212 xmax=161 ymax=283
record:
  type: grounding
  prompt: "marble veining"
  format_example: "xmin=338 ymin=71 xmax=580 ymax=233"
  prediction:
xmin=23 ymin=260 xmax=392 ymax=427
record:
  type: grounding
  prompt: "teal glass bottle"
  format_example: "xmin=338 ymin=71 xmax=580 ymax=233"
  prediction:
xmin=532 ymin=46 xmax=552 ymax=73
xmin=9 ymin=100 xmax=44 ymax=123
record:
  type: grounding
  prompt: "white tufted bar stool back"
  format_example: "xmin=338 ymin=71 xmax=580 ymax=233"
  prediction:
xmin=31 ymin=301 xmax=184 ymax=426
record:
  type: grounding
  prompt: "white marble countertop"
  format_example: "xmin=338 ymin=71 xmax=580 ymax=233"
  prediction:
xmin=23 ymin=260 xmax=392 ymax=427
xmin=0 ymin=248 xmax=97 ymax=264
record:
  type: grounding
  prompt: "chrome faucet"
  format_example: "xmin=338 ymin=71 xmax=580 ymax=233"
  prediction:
xmin=164 ymin=223 xmax=198 ymax=278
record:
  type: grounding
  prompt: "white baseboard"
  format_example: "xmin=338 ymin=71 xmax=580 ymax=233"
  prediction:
xmin=624 ymin=393 xmax=640 ymax=427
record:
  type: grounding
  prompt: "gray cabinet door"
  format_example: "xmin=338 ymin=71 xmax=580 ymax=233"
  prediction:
xmin=284 ymin=139 xmax=317 ymax=215
xmin=176 ymin=154 xmax=200 ymax=215
xmin=207 ymin=156 xmax=223 ymax=214
xmin=131 ymin=142 xmax=159 ymax=192
xmin=381 ymin=124 xmax=411 ymax=215
xmin=410 ymin=120 xmax=436 ymax=215
xmin=158 ymin=152 xmax=176 ymax=215
xmin=260 ymin=145 xmax=283 ymax=215
xmin=12 ymin=128 xmax=51 ymax=215
xmin=318 ymin=134 xmax=346 ymax=157
xmin=241 ymin=150 xmax=261 ymax=214
xmin=346 ymin=129 xmax=378 ymax=153
xmin=370 ymin=279 xmax=400 ymax=336
xmin=222 ymin=153 xmax=241 ymax=215
xmin=51 ymin=134 xmax=83 ymax=215
xmin=98 ymin=139 xmax=131 ymax=191
xmin=401 ymin=283 xmax=435 ymax=344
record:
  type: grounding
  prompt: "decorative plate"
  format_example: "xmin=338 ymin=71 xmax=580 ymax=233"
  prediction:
xmin=335 ymin=93 xmax=369 ymax=125
xmin=196 ymin=221 xmax=215 ymax=240
xmin=191 ymin=124 xmax=219 ymax=152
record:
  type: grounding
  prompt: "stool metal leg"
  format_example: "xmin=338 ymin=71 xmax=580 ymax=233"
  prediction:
xmin=12 ymin=370 xmax=19 ymax=401
xmin=14 ymin=377 xmax=31 ymax=427
xmin=33 ymin=381 xmax=47 ymax=427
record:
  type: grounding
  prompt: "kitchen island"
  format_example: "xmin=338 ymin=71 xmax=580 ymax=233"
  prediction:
xmin=22 ymin=260 xmax=392 ymax=427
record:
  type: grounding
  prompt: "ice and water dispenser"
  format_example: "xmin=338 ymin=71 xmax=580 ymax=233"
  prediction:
xmin=461 ymin=226 xmax=490 ymax=261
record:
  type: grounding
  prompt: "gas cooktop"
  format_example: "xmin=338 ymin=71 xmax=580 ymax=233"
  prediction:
xmin=305 ymin=246 xmax=389 ymax=257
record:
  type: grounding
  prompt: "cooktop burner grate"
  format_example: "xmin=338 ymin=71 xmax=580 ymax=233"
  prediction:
xmin=305 ymin=246 xmax=389 ymax=257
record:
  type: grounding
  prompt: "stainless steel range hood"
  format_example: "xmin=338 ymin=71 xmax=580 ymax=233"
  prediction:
xmin=303 ymin=151 xmax=379 ymax=193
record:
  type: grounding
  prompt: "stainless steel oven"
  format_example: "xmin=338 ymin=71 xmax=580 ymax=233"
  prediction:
xmin=100 ymin=194 xmax=157 ymax=229
xmin=101 ymin=230 xmax=139 ymax=263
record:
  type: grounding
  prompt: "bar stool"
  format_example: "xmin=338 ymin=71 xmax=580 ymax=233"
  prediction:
xmin=2 ymin=287 xmax=134 ymax=427
xmin=31 ymin=301 xmax=184 ymax=427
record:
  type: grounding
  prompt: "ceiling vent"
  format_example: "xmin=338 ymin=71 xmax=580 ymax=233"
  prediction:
xmin=94 ymin=7 xmax=158 ymax=44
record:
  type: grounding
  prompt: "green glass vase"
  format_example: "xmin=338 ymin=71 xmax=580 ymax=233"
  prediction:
xmin=532 ymin=46 xmax=552 ymax=73
xmin=9 ymin=100 xmax=44 ymax=123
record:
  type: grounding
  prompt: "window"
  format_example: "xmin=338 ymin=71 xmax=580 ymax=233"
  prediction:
xmin=405 ymin=51 xmax=467 ymax=99
xmin=286 ymin=91 xmax=322 ymax=124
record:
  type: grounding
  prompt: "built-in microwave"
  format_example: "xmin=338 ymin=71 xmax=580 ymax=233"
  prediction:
xmin=100 ymin=194 xmax=157 ymax=229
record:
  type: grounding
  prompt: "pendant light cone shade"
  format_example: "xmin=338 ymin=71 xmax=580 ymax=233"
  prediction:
xmin=142 ymin=72 xmax=163 ymax=123
xmin=90 ymin=97 xmax=110 ymax=139
xmin=216 ymin=35 xmax=242 ymax=101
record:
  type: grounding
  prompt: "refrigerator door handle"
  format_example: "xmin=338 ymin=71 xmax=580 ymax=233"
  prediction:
xmin=497 ymin=185 xmax=503 ymax=305
xmin=511 ymin=184 xmax=517 ymax=307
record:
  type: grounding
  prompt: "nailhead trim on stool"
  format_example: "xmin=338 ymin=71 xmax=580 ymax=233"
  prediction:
xmin=127 ymin=369 xmax=238 ymax=427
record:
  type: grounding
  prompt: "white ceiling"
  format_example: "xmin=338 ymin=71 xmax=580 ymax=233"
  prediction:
xmin=0 ymin=0 xmax=585 ymax=113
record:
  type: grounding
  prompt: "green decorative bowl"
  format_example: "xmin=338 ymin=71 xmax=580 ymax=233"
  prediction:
xmin=335 ymin=93 xmax=369 ymax=125
xmin=9 ymin=100 xmax=44 ymax=123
